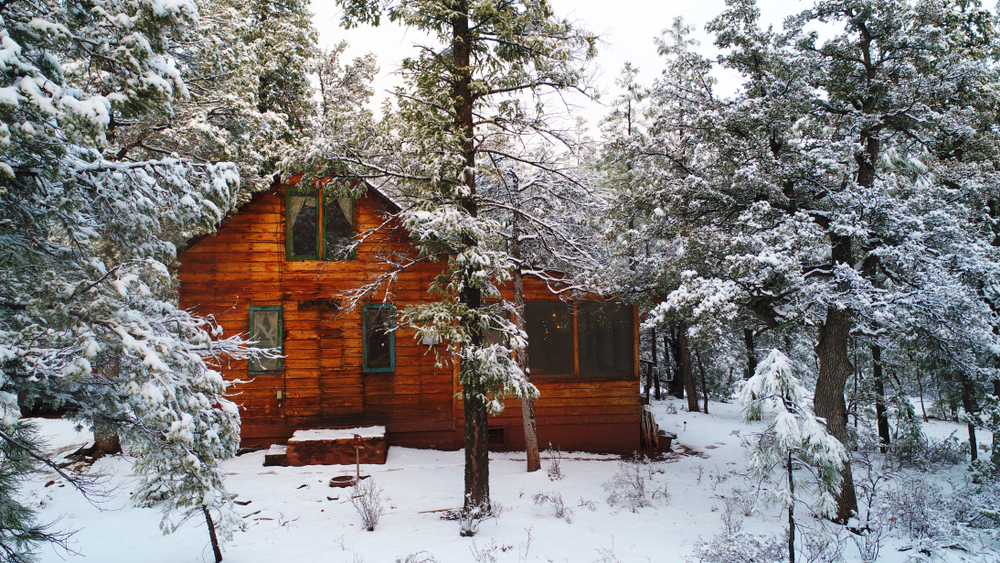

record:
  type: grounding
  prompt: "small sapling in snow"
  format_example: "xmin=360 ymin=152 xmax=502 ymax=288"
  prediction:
xmin=350 ymin=477 xmax=385 ymax=531
xmin=545 ymin=443 xmax=563 ymax=481
xmin=532 ymin=491 xmax=573 ymax=523
xmin=737 ymin=349 xmax=846 ymax=563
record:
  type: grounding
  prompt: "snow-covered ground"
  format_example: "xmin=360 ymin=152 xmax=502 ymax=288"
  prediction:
xmin=23 ymin=399 xmax=1000 ymax=563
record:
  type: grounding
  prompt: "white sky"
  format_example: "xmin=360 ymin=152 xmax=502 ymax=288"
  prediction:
xmin=309 ymin=0 xmax=811 ymax=130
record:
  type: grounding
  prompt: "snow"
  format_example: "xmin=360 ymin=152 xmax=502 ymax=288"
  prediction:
xmin=23 ymin=401 xmax=1000 ymax=563
xmin=288 ymin=426 xmax=387 ymax=441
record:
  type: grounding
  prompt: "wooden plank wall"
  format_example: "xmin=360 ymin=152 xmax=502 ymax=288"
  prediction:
xmin=178 ymin=182 xmax=641 ymax=453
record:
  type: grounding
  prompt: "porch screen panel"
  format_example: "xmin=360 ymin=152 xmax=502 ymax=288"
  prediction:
xmin=578 ymin=302 xmax=633 ymax=379
xmin=287 ymin=190 xmax=319 ymax=258
xmin=324 ymin=196 xmax=355 ymax=259
xmin=524 ymin=301 xmax=573 ymax=378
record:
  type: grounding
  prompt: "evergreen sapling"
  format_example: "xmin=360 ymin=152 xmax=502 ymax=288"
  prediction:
xmin=737 ymin=349 xmax=846 ymax=563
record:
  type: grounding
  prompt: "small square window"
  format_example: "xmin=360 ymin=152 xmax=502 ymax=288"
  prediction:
xmin=249 ymin=306 xmax=282 ymax=372
xmin=363 ymin=304 xmax=395 ymax=372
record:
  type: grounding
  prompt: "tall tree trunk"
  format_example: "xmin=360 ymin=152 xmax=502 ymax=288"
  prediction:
xmin=916 ymin=370 xmax=929 ymax=422
xmin=695 ymin=348 xmax=709 ymax=414
xmin=666 ymin=329 xmax=685 ymax=399
xmin=678 ymin=321 xmax=698 ymax=413
xmin=511 ymin=223 xmax=540 ymax=473
xmin=453 ymin=0 xmax=490 ymax=513
xmin=787 ymin=449 xmax=795 ymax=563
xmin=94 ymin=355 xmax=122 ymax=455
xmin=872 ymin=344 xmax=890 ymax=453
xmin=814 ymin=305 xmax=858 ymax=523
xmin=992 ymin=380 xmax=1000 ymax=474
xmin=960 ymin=371 xmax=979 ymax=463
xmin=744 ymin=327 xmax=758 ymax=379
xmin=650 ymin=327 xmax=660 ymax=401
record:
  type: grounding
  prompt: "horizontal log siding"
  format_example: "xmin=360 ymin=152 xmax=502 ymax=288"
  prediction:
xmin=179 ymin=184 xmax=639 ymax=453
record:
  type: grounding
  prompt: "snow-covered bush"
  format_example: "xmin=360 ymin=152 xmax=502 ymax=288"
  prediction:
xmin=396 ymin=552 xmax=438 ymax=563
xmin=725 ymin=485 xmax=757 ymax=517
xmin=850 ymin=523 xmax=884 ymax=563
xmin=455 ymin=497 xmax=503 ymax=537
xmin=882 ymin=475 xmax=953 ymax=540
xmin=350 ymin=477 xmax=385 ymax=532
xmin=695 ymin=499 xmax=784 ymax=563
xmin=952 ymin=480 xmax=1000 ymax=532
xmin=796 ymin=522 xmax=847 ymax=563
xmin=469 ymin=539 xmax=501 ymax=563
xmin=602 ymin=456 xmax=669 ymax=512
xmin=532 ymin=491 xmax=573 ymax=523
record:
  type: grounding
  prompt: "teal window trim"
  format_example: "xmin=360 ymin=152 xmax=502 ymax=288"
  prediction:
xmin=249 ymin=305 xmax=283 ymax=373
xmin=285 ymin=187 xmax=357 ymax=261
xmin=363 ymin=304 xmax=396 ymax=372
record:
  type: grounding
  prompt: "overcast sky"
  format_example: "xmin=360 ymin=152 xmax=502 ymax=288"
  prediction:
xmin=309 ymin=0 xmax=811 ymax=129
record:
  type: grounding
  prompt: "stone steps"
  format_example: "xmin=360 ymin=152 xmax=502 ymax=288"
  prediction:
xmin=276 ymin=426 xmax=388 ymax=467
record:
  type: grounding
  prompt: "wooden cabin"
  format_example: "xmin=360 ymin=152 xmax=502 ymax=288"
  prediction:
xmin=178 ymin=177 xmax=642 ymax=454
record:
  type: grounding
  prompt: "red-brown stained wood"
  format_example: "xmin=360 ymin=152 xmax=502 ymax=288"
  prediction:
xmin=178 ymin=180 xmax=641 ymax=454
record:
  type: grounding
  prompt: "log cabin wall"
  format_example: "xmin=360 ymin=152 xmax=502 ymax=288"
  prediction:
xmin=178 ymin=180 xmax=640 ymax=454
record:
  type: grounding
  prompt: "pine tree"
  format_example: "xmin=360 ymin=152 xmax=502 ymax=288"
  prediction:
xmin=323 ymin=0 xmax=596 ymax=517
xmin=0 ymin=1 xmax=254 ymax=559
xmin=738 ymin=349 xmax=846 ymax=563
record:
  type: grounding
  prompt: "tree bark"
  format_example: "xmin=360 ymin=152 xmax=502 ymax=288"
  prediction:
xmin=744 ymin=327 xmax=758 ymax=379
xmin=511 ymin=224 xmax=540 ymax=473
xmin=993 ymin=380 xmax=1000 ymax=474
xmin=695 ymin=348 xmax=709 ymax=414
xmin=872 ymin=344 xmax=890 ymax=453
xmin=94 ymin=356 xmax=122 ymax=455
xmin=678 ymin=321 xmax=699 ymax=413
xmin=651 ymin=327 xmax=661 ymax=400
xmin=787 ymin=449 xmax=795 ymax=563
xmin=203 ymin=505 xmax=223 ymax=563
xmin=666 ymin=328 xmax=685 ymax=399
xmin=813 ymin=305 xmax=858 ymax=523
xmin=960 ymin=371 xmax=979 ymax=463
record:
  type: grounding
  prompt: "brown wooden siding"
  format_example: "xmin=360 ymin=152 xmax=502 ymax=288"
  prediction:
xmin=178 ymin=180 xmax=640 ymax=453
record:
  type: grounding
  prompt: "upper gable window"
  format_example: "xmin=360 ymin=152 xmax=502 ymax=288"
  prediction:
xmin=286 ymin=187 xmax=355 ymax=260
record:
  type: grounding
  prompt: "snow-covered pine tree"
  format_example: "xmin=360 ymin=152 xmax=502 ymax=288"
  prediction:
xmin=738 ymin=349 xmax=846 ymax=563
xmin=106 ymin=0 xmax=320 ymax=200
xmin=603 ymin=0 xmax=1000 ymax=521
xmin=1 ymin=1 xmax=254 ymax=560
xmin=316 ymin=0 xmax=596 ymax=517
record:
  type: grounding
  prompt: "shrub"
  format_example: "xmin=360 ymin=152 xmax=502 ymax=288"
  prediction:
xmin=602 ymin=456 xmax=668 ymax=512
xmin=350 ymin=477 xmax=385 ymax=532
xmin=881 ymin=475 xmax=952 ymax=539
xmin=695 ymin=501 xmax=784 ymax=563
xmin=545 ymin=443 xmax=563 ymax=481
xmin=532 ymin=491 xmax=573 ymax=523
